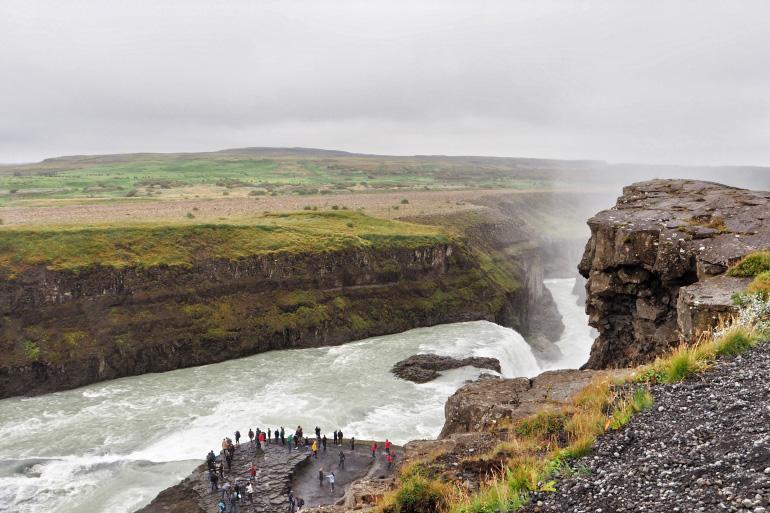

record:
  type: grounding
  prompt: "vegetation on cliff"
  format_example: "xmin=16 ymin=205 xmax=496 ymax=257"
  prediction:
xmin=379 ymin=295 xmax=770 ymax=513
xmin=0 ymin=211 xmax=449 ymax=273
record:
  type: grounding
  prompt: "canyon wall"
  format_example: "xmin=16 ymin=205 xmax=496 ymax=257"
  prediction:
xmin=579 ymin=179 xmax=770 ymax=369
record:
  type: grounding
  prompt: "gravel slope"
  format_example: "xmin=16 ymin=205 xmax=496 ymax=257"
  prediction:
xmin=524 ymin=342 xmax=770 ymax=513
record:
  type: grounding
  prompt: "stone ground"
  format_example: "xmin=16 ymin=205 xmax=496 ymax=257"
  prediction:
xmin=290 ymin=442 xmax=400 ymax=510
xmin=522 ymin=342 xmax=770 ymax=513
xmin=137 ymin=438 xmax=400 ymax=513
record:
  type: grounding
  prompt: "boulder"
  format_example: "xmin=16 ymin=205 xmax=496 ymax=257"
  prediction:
xmin=391 ymin=354 xmax=501 ymax=383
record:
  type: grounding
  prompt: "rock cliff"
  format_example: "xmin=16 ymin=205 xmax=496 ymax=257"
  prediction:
xmin=579 ymin=179 xmax=770 ymax=369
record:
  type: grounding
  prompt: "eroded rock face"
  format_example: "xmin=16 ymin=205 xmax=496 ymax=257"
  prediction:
xmin=438 ymin=369 xmax=621 ymax=438
xmin=579 ymin=179 xmax=770 ymax=369
xmin=391 ymin=354 xmax=501 ymax=383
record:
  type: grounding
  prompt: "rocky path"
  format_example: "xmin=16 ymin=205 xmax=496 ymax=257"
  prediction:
xmin=523 ymin=342 xmax=770 ymax=513
xmin=137 ymin=438 xmax=401 ymax=513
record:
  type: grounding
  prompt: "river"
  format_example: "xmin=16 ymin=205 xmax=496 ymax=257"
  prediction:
xmin=0 ymin=278 xmax=593 ymax=513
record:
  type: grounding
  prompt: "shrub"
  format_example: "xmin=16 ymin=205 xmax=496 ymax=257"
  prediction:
xmin=727 ymin=251 xmax=770 ymax=277
xmin=303 ymin=205 xmax=312 ymax=210
xmin=186 ymin=212 xmax=195 ymax=219
xmin=346 ymin=222 xmax=354 ymax=228
xmin=663 ymin=347 xmax=700 ymax=382
xmin=331 ymin=205 xmax=339 ymax=210
xmin=401 ymin=199 xmax=409 ymax=204
xmin=380 ymin=475 xmax=451 ymax=513
xmin=125 ymin=189 xmax=138 ymax=197
xmin=746 ymin=271 xmax=770 ymax=299
xmin=714 ymin=327 xmax=753 ymax=357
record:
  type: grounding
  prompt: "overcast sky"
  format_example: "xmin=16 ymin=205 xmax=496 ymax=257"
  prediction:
xmin=1 ymin=1 xmax=769 ymax=165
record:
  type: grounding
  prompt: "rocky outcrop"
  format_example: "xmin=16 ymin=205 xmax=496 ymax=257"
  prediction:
xmin=579 ymin=179 xmax=770 ymax=369
xmin=438 ymin=369 xmax=625 ymax=438
xmin=391 ymin=354 xmax=501 ymax=383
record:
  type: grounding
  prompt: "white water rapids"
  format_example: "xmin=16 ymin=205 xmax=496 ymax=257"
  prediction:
xmin=0 ymin=278 xmax=593 ymax=513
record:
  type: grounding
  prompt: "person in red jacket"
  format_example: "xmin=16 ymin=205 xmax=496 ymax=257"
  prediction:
xmin=371 ymin=443 xmax=377 ymax=457
xmin=384 ymin=439 xmax=391 ymax=454
xmin=387 ymin=451 xmax=392 ymax=469
xmin=258 ymin=431 xmax=266 ymax=450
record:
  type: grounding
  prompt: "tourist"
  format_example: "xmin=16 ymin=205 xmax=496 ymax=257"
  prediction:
xmin=328 ymin=472 xmax=335 ymax=492
xmin=217 ymin=461 xmax=224 ymax=479
xmin=339 ymin=450 xmax=345 ymax=469
xmin=350 ymin=437 xmax=355 ymax=451
xmin=267 ymin=428 xmax=272 ymax=444
xmin=259 ymin=430 xmax=266 ymax=449
xmin=219 ymin=501 xmax=226 ymax=513
xmin=315 ymin=426 xmax=321 ymax=440
xmin=333 ymin=430 xmax=338 ymax=446
xmin=246 ymin=482 xmax=254 ymax=504
xmin=248 ymin=428 xmax=254 ymax=445
xmin=322 ymin=435 xmax=327 ymax=451
xmin=387 ymin=451 xmax=392 ymax=469
xmin=384 ymin=439 xmax=390 ymax=454
xmin=318 ymin=468 xmax=324 ymax=486
xmin=249 ymin=463 xmax=256 ymax=482
xmin=296 ymin=498 xmax=304 ymax=511
xmin=371 ymin=442 xmax=377 ymax=457
xmin=294 ymin=434 xmax=299 ymax=450
xmin=222 ymin=438 xmax=228 ymax=453
xmin=210 ymin=470 xmax=219 ymax=492
xmin=287 ymin=433 xmax=293 ymax=451
xmin=229 ymin=490 xmax=238 ymax=513
xmin=312 ymin=440 xmax=318 ymax=458
xmin=235 ymin=430 xmax=241 ymax=446
xmin=221 ymin=481 xmax=231 ymax=500
xmin=225 ymin=451 xmax=232 ymax=471
xmin=338 ymin=429 xmax=343 ymax=445
xmin=281 ymin=426 xmax=286 ymax=444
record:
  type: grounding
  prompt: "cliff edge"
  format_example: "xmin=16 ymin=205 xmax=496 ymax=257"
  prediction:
xmin=579 ymin=179 xmax=770 ymax=369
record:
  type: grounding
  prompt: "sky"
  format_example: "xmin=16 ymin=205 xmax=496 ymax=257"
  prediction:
xmin=1 ymin=0 xmax=769 ymax=166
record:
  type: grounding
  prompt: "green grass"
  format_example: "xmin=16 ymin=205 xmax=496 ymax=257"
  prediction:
xmin=0 ymin=212 xmax=449 ymax=273
xmin=727 ymin=251 xmax=770 ymax=277
xmin=0 ymin=151 xmax=593 ymax=205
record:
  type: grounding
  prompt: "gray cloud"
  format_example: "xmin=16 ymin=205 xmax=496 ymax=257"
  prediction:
xmin=1 ymin=0 xmax=769 ymax=165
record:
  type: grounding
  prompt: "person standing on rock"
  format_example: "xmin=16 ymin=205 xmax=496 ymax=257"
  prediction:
xmin=333 ymin=430 xmax=338 ymax=446
xmin=338 ymin=429 xmax=343 ymax=446
xmin=281 ymin=427 xmax=285 ymax=445
xmin=322 ymin=435 xmax=327 ymax=451
xmin=235 ymin=430 xmax=241 ymax=446
xmin=371 ymin=442 xmax=377 ymax=457
xmin=387 ymin=451 xmax=392 ymax=469
xmin=315 ymin=426 xmax=321 ymax=440
xmin=384 ymin=439 xmax=391 ymax=454
xmin=318 ymin=468 xmax=324 ymax=487
xmin=221 ymin=481 xmax=231 ymax=501
xmin=246 ymin=482 xmax=254 ymax=504
xmin=259 ymin=431 xmax=266 ymax=449
xmin=249 ymin=463 xmax=256 ymax=482
xmin=248 ymin=429 xmax=254 ymax=445
xmin=296 ymin=498 xmax=304 ymax=511
xmin=225 ymin=451 xmax=232 ymax=471
xmin=217 ymin=461 xmax=224 ymax=479
xmin=350 ymin=437 xmax=355 ymax=451
xmin=210 ymin=470 xmax=219 ymax=492
xmin=222 ymin=438 xmax=229 ymax=454
xmin=328 ymin=472 xmax=335 ymax=492
xmin=287 ymin=433 xmax=292 ymax=451
xmin=312 ymin=440 xmax=318 ymax=458
xmin=339 ymin=450 xmax=345 ymax=468
xmin=229 ymin=489 xmax=238 ymax=513
xmin=219 ymin=501 xmax=226 ymax=513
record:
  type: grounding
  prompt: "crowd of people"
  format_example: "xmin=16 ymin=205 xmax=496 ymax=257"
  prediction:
xmin=205 ymin=425 xmax=397 ymax=513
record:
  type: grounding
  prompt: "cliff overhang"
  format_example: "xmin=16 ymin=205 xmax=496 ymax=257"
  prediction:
xmin=579 ymin=179 xmax=770 ymax=369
